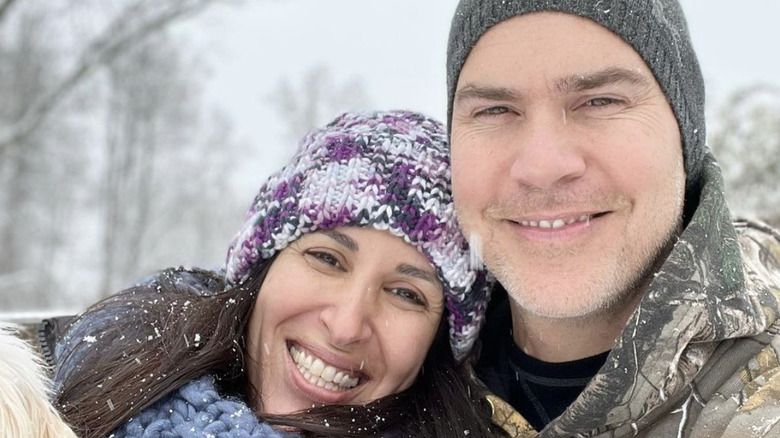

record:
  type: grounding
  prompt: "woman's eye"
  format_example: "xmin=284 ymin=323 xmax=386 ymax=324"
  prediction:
xmin=306 ymin=250 xmax=342 ymax=269
xmin=388 ymin=287 xmax=426 ymax=307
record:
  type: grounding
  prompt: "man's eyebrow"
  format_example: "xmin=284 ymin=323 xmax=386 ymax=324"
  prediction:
xmin=396 ymin=263 xmax=441 ymax=287
xmin=455 ymin=85 xmax=521 ymax=104
xmin=554 ymin=67 xmax=651 ymax=94
xmin=454 ymin=68 xmax=649 ymax=104
xmin=322 ymin=230 xmax=358 ymax=252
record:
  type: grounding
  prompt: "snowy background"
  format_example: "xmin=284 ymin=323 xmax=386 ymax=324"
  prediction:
xmin=1 ymin=0 xmax=779 ymax=316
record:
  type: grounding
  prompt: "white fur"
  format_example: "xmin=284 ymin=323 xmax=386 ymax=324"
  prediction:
xmin=0 ymin=323 xmax=77 ymax=438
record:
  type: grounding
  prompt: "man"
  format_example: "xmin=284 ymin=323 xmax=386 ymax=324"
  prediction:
xmin=446 ymin=1 xmax=780 ymax=437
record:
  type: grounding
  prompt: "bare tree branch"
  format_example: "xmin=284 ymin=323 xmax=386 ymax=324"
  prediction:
xmin=0 ymin=0 xmax=215 ymax=153
xmin=0 ymin=0 xmax=19 ymax=25
xmin=269 ymin=64 xmax=373 ymax=143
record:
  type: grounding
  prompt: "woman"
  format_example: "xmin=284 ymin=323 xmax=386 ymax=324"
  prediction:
xmin=51 ymin=110 xmax=496 ymax=437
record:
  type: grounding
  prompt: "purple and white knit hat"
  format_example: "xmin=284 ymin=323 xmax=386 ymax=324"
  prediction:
xmin=225 ymin=110 xmax=491 ymax=361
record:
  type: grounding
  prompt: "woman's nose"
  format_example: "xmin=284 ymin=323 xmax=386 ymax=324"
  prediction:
xmin=319 ymin=284 xmax=375 ymax=348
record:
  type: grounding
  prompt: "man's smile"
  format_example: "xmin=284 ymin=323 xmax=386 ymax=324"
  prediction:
xmin=511 ymin=212 xmax=610 ymax=229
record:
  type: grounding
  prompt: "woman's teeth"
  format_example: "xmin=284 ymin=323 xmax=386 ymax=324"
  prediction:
xmin=289 ymin=345 xmax=360 ymax=391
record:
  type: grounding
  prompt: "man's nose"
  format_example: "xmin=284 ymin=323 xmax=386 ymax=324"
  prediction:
xmin=319 ymin=283 xmax=375 ymax=348
xmin=508 ymin=108 xmax=586 ymax=189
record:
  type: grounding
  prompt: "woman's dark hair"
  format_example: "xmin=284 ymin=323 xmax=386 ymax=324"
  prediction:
xmin=56 ymin=265 xmax=498 ymax=437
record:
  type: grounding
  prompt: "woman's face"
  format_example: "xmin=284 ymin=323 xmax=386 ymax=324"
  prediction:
xmin=246 ymin=227 xmax=445 ymax=414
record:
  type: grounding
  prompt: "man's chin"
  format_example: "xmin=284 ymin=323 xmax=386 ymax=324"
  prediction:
xmin=508 ymin=289 xmax=629 ymax=321
xmin=496 ymin=258 xmax=647 ymax=322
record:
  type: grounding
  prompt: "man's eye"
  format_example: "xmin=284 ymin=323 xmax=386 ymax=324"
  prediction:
xmin=388 ymin=287 xmax=426 ymax=307
xmin=585 ymin=97 xmax=622 ymax=107
xmin=475 ymin=106 xmax=510 ymax=117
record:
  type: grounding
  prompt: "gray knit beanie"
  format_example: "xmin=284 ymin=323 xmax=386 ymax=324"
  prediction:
xmin=446 ymin=0 xmax=707 ymax=200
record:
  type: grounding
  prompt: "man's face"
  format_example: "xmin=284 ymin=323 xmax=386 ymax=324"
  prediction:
xmin=450 ymin=12 xmax=685 ymax=320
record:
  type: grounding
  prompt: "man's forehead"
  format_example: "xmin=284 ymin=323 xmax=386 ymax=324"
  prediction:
xmin=458 ymin=13 xmax=656 ymax=94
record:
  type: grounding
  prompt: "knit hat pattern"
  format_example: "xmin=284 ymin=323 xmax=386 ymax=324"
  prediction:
xmin=446 ymin=0 xmax=707 ymax=196
xmin=225 ymin=110 xmax=491 ymax=360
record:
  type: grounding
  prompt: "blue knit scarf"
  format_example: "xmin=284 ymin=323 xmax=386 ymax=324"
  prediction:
xmin=110 ymin=375 xmax=295 ymax=438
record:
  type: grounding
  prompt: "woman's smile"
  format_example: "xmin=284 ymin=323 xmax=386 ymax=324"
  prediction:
xmin=288 ymin=343 xmax=362 ymax=392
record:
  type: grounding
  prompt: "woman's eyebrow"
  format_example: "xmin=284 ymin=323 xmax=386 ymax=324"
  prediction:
xmin=321 ymin=231 xmax=440 ymax=286
xmin=322 ymin=229 xmax=359 ymax=252
xmin=396 ymin=263 xmax=441 ymax=287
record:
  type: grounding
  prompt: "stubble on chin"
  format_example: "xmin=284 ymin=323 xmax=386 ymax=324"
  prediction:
xmin=481 ymin=200 xmax=684 ymax=322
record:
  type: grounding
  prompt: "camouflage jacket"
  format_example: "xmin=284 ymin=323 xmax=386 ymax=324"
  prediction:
xmin=478 ymin=151 xmax=780 ymax=438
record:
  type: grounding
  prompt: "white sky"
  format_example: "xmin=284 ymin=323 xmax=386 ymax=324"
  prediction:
xmin=182 ymin=0 xmax=780 ymax=185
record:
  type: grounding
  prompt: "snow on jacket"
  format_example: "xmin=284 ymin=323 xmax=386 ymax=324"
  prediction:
xmin=475 ymin=150 xmax=780 ymax=438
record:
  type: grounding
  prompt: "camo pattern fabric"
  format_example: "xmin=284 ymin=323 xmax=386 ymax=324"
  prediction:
xmin=482 ymin=151 xmax=780 ymax=437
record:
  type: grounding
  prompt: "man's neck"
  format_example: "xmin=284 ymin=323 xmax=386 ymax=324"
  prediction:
xmin=508 ymin=293 xmax=643 ymax=363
